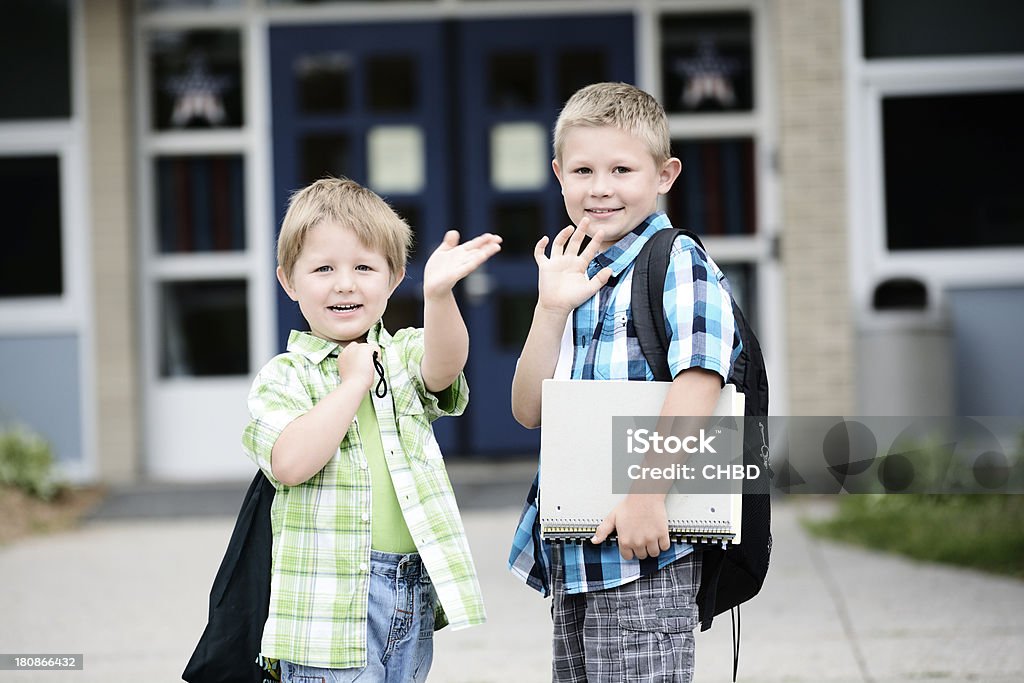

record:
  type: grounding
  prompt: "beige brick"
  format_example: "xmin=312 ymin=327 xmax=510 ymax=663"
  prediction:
xmin=84 ymin=0 xmax=140 ymax=484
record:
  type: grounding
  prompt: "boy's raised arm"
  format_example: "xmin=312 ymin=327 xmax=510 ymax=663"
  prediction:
xmin=511 ymin=219 xmax=612 ymax=428
xmin=421 ymin=230 xmax=502 ymax=393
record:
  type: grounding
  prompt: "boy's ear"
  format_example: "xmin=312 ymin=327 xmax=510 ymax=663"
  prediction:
xmin=276 ymin=266 xmax=299 ymax=302
xmin=657 ymin=156 xmax=683 ymax=195
xmin=388 ymin=267 xmax=406 ymax=296
xmin=552 ymin=158 xmax=565 ymax=191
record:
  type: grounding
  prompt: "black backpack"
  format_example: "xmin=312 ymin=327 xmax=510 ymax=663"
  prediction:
xmin=630 ymin=227 xmax=772 ymax=636
xmin=183 ymin=471 xmax=275 ymax=683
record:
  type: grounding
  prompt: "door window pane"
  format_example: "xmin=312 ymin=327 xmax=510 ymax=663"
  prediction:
xmin=0 ymin=0 xmax=71 ymax=120
xmin=366 ymin=56 xmax=417 ymax=112
xmin=300 ymin=133 xmax=350 ymax=186
xmin=493 ymin=203 xmax=543 ymax=256
xmin=489 ymin=53 xmax=539 ymax=109
xmin=156 ymin=155 xmax=246 ymax=253
xmin=863 ymin=0 xmax=1024 ymax=59
xmin=389 ymin=203 xmax=420 ymax=261
xmin=0 ymin=156 xmax=63 ymax=298
xmin=160 ymin=280 xmax=249 ymax=377
xmin=382 ymin=294 xmax=422 ymax=333
xmin=367 ymin=125 xmax=425 ymax=194
xmin=668 ymin=138 xmax=757 ymax=236
xmin=558 ymin=51 xmax=607 ymax=105
xmin=490 ymin=122 xmax=548 ymax=191
xmin=296 ymin=52 xmax=351 ymax=114
xmin=149 ymin=29 xmax=244 ymax=130
xmin=497 ymin=294 xmax=535 ymax=350
xmin=883 ymin=91 xmax=1024 ymax=250
xmin=661 ymin=13 xmax=753 ymax=114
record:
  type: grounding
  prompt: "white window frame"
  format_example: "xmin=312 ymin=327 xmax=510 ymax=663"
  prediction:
xmin=844 ymin=0 xmax=1024 ymax=318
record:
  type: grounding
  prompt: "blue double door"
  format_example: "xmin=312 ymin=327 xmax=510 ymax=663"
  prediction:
xmin=271 ymin=16 xmax=634 ymax=454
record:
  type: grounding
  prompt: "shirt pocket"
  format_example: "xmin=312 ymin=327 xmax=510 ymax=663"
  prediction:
xmin=396 ymin=399 xmax=444 ymax=467
xmin=591 ymin=308 xmax=631 ymax=380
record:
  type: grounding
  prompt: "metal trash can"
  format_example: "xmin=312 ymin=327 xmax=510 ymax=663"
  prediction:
xmin=856 ymin=278 xmax=953 ymax=416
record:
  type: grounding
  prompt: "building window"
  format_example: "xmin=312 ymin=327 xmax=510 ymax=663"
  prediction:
xmin=0 ymin=0 xmax=71 ymax=121
xmin=148 ymin=29 xmax=244 ymax=130
xmin=160 ymin=280 xmax=249 ymax=377
xmin=863 ymin=0 xmax=1024 ymax=59
xmin=882 ymin=91 xmax=1024 ymax=250
xmin=667 ymin=138 xmax=757 ymax=237
xmin=0 ymin=156 xmax=63 ymax=298
xmin=155 ymin=155 xmax=247 ymax=253
xmin=660 ymin=12 xmax=753 ymax=114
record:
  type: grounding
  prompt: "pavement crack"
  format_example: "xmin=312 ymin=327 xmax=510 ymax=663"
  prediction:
xmin=806 ymin=536 xmax=875 ymax=683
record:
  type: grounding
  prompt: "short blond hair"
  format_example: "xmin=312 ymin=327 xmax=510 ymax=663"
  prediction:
xmin=553 ymin=82 xmax=671 ymax=165
xmin=277 ymin=177 xmax=411 ymax=283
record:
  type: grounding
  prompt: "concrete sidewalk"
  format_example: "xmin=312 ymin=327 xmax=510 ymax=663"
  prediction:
xmin=1 ymin=464 xmax=1022 ymax=682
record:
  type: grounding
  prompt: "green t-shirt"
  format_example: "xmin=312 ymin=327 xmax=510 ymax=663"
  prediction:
xmin=356 ymin=393 xmax=416 ymax=553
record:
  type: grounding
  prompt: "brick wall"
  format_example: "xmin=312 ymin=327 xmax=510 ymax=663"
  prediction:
xmin=775 ymin=0 xmax=855 ymax=415
xmin=85 ymin=0 xmax=140 ymax=482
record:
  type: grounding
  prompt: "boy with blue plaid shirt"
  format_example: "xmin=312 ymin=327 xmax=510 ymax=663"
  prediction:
xmin=508 ymin=83 xmax=742 ymax=681
xmin=244 ymin=178 xmax=500 ymax=682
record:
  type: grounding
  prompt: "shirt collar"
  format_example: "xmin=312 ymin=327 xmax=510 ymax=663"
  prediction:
xmin=286 ymin=320 xmax=392 ymax=364
xmin=587 ymin=212 xmax=672 ymax=278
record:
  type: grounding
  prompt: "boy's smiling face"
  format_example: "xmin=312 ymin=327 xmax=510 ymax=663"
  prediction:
xmin=553 ymin=125 xmax=681 ymax=252
xmin=277 ymin=221 xmax=403 ymax=346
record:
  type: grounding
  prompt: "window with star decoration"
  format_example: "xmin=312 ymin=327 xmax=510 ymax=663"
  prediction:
xmin=660 ymin=13 xmax=753 ymax=115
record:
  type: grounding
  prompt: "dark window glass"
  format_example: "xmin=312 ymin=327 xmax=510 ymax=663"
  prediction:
xmin=493 ymin=203 xmax=544 ymax=256
xmin=0 ymin=156 xmax=63 ymax=298
xmin=719 ymin=262 xmax=757 ymax=332
xmin=557 ymin=51 xmax=607 ymax=105
xmin=383 ymin=294 xmax=422 ymax=333
xmin=300 ymin=133 xmax=351 ymax=187
xmin=156 ymin=155 xmax=246 ymax=253
xmin=489 ymin=53 xmax=539 ymax=109
xmin=497 ymin=294 xmax=535 ymax=350
xmin=661 ymin=13 xmax=753 ymax=114
xmin=296 ymin=52 xmax=351 ymax=114
xmin=389 ymin=203 xmax=420 ymax=262
xmin=667 ymin=138 xmax=757 ymax=236
xmin=883 ymin=91 xmax=1024 ymax=250
xmin=143 ymin=0 xmax=241 ymax=8
xmin=160 ymin=280 xmax=249 ymax=377
xmin=0 ymin=0 xmax=71 ymax=120
xmin=149 ymin=29 xmax=244 ymax=130
xmin=863 ymin=0 xmax=1024 ymax=59
xmin=366 ymin=56 xmax=417 ymax=112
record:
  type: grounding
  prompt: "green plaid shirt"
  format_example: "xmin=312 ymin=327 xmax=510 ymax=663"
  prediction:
xmin=242 ymin=322 xmax=486 ymax=669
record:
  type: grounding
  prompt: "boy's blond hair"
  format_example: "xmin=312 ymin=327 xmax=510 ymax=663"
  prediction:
xmin=553 ymin=82 xmax=671 ymax=165
xmin=277 ymin=177 xmax=412 ymax=283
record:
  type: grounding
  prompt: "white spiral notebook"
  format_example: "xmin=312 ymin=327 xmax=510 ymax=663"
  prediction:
xmin=539 ymin=379 xmax=745 ymax=547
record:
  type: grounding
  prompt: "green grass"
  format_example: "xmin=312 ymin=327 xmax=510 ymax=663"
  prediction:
xmin=804 ymin=494 xmax=1024 ymax=579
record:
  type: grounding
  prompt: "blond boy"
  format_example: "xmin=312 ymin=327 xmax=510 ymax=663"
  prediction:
xmin=244 ymin=177 xmax=499 ymax=682
xmin=508 ymin=83 xmax=742 ymax=681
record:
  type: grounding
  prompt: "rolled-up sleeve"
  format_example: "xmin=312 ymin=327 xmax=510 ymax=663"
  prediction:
xmin=391 ymin=327 xmax=469 ymax=422
xmin=241 ymin=357 xmax=313 ymax=488
xmin=663 ymin=238 xmax=739 ymax=383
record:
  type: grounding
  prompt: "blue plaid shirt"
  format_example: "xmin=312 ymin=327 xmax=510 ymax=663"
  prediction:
xmin=508 ymin=212 xmax=742 ymax=595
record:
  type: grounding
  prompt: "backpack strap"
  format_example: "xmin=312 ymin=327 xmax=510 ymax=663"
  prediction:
xmin=631 ymin=227 xmax=707 ymax=382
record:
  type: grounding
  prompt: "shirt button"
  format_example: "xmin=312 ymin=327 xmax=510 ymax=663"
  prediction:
xmin=361 ymin=513 xmax=369 ymax=522
xmin=359 ymin=562 xmax=368 ymax=572
xmin=360 ymin=462 xmax=368 ymax=469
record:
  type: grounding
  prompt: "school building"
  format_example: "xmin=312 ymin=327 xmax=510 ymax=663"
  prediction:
xmin=1 ymin=0 xmax=1021 ymax=484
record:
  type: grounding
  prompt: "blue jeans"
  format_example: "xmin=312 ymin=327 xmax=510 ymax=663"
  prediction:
xmin=280 ymin=550 xmax=436 ymax=683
